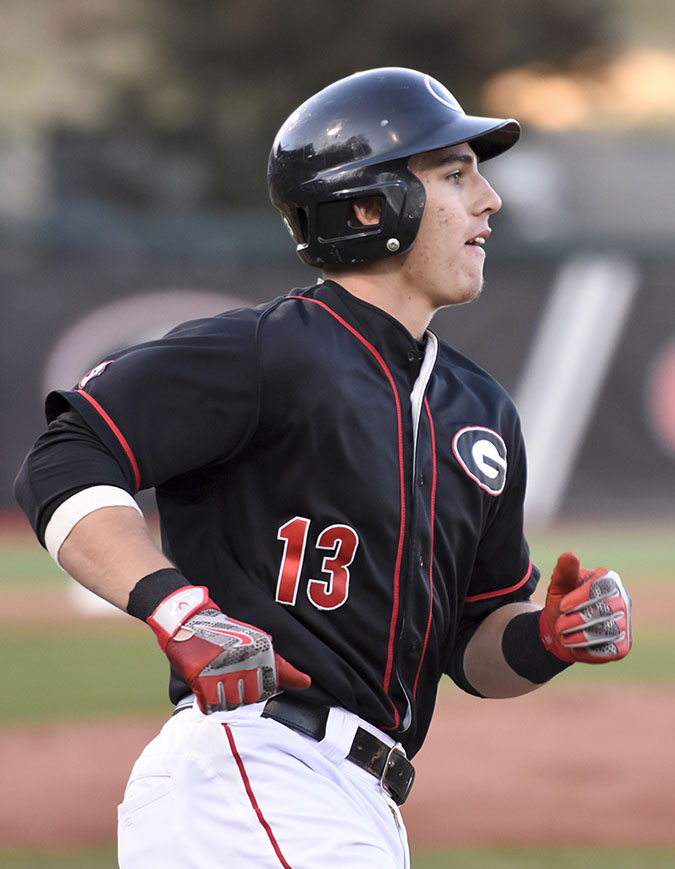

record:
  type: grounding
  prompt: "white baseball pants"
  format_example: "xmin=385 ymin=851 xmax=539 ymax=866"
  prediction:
xmin=117 ymin=700 xmax=411 ymax=868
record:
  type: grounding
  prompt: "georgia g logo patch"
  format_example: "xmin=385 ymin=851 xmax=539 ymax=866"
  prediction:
xmin=452 ymin=426 xmax=507 ymax=496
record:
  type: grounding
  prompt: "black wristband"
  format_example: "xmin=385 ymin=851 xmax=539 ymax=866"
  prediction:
xmin=502 ymin=610 xmax=573 ymax=684
xmin=126 ymin=568 xmax=192 ymax=622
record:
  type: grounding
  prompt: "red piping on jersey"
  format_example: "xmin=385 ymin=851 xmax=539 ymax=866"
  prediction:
xmin=464 ymin=559 xmax=534 ymax=603
xmin=75 ymin=389 xmax=141 ymax=492
xmin=413 ymin=398 xmax=437 ymax=700
xmin=222 ymin=724 xmax=293 ymax=869
xmin=287 ymin=296 xmax=405 ymax=727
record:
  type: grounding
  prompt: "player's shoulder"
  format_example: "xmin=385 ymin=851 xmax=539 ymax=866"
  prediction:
xmin=162 ymin=300 xmax=274 ymax=339
xmin=162 ymin=286 xmax=321 ymax=340
xmin=435 ymin=337 xmax=509 ymax=391
xmin=433 ymin=336 xmax=520 ymax=417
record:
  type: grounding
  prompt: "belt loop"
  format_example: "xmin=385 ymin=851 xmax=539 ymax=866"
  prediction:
xmin=172 ymin=693 xmax=196 ymax=715
xmin=322 ymin=706 xmax=359 ymax=765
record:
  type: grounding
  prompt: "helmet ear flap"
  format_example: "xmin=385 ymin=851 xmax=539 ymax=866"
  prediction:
xmin=301 ymin=167 xmax=427 ymax=267
xmin=315 ymin=197 xmax=383 ymax=244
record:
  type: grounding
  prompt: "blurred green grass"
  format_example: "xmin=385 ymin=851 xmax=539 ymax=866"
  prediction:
xmin=412 ymin=849 xmax=675 ymax=868
xmin=1 ymin=848 xmax=674 ymax=868
xmin=0 ymin=850 xmax=116 ymax=869
xmin=554 ymin=629 xmax=673 ymax=683
xmin=0 ymin=537 xmax=67 ymax=587
xmin=0 ymin=623 xmax=171 ymax=724
xmin=526 ymin=520 xmax=674 ymax=582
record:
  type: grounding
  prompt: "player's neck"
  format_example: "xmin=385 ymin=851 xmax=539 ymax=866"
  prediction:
xmin=325 ymin=268 xmax=434 ymax=341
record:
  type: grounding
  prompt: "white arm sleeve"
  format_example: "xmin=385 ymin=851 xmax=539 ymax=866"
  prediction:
xmin=44 ymin=485 xmax=143 ymax=564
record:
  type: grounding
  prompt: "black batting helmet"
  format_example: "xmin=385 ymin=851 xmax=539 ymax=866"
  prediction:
xmin=267 ymin=67 xmax=520 ymax=268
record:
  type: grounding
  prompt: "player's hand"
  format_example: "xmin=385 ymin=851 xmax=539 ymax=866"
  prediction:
xmin=539 ymin=552 xmax=632 ymax=664
xmin=147 ymin=586 xmax=311 ymax=713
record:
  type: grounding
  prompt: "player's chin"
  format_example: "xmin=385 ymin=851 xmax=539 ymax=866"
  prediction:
xmin=448 ymin=276 xmax=485 ymax=307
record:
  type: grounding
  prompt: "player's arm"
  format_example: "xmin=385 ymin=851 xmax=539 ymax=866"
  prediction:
xmin=462 ymin=552 xmax=632 ymax=698
xmin=58 ymin=505 xmax=173 ymax=610
xmin=15 ymin=410 xmax=310 ymax=714
xmin=462 ymin=600 xmax=541 ymax=698
xmin=56 ymin=504 xmax=311 ymax=713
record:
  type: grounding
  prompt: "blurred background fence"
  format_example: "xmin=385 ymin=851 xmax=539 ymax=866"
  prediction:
xmin=1 ymin=0 xmax=675 ymax=528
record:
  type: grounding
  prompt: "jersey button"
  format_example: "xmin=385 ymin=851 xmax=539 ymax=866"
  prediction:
xmin=406 ymin=349 xmax=416 ymax=362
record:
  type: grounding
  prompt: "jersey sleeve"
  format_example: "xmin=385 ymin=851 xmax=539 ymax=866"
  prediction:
xmin=13 ymin=410 xmax=136 ymax=544
xmin=464 ymin=414 xmax=538 ymax=610
xmin=445 ymin=413 xmax=540 ymax=693
xmin=44 ymin=311 xmax=262 ymax=494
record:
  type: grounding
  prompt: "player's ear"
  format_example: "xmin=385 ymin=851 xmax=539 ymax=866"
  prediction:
xmin=350 ymin=197 xmax=382 ymax=227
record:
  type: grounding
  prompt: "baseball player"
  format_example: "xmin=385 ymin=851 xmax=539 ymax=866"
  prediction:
xmin=14 ymin=67 xmax=632 ymax=868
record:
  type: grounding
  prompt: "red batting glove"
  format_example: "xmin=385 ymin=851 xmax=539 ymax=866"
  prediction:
xmin=147 ymin=586 xmax=311 ymax=713
xmin=540 ymin=552 xmax=632 ymax=664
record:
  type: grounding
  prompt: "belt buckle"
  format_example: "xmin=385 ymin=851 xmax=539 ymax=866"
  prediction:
xmin=380 ymin=744 xmax=415 ymax=806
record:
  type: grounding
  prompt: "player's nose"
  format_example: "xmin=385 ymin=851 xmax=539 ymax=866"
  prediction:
xmin=475 ymin=174 xmax=502 ymax=215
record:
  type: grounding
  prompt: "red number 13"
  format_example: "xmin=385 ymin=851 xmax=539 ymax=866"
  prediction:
xmin=276 ymin=517 xmax=359 ymax=611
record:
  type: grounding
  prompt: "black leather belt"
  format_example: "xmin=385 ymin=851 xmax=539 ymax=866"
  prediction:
xmin=262 ymin=694 xmax=415 ymax=806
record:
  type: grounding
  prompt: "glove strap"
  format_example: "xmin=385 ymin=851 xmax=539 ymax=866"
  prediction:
xmin=147 ymin=585 xmax=213 ymax=650
xmin=502 ymin=610 xmax=573 ymax=683
xmin=127 ymin=567 xmax=216 ymax=650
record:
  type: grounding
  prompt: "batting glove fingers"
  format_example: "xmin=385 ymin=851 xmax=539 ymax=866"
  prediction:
xmin=165 ymin=610 xmax=279 ymax=713
xmin=541 ymin=554 xmax=632 ymax=664
xmin=555 ymin=570 xmax=632 ymax=662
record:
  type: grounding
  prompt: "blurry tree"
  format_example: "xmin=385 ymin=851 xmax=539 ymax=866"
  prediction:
xmin=51 ymin=0 xmax=616 ymax=211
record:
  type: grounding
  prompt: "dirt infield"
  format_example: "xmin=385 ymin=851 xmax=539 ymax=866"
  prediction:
xmin=1 ymin=684 xmax=673 ymax=851
xmin=407 ymin=685 xmax=675 ymax=848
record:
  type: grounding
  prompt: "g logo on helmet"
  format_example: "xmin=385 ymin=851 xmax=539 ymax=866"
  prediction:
xmin=452 ymin=426 xmax=507 ymax=496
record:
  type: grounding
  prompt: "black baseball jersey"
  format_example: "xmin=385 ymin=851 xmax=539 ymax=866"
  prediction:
xmin=15 ymin=279 xmax=538 ymax=757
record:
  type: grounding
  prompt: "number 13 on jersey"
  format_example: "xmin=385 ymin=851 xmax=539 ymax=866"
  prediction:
xmin=276 ymin=517 xmax=360 ymax=611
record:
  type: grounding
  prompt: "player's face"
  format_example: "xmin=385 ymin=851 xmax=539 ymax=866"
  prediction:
xmin=402 ymin=143 xmax=502 ymax=309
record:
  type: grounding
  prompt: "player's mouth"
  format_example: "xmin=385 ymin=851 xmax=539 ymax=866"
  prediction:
xmin=464 ymin=230 xmax=490 ymax=254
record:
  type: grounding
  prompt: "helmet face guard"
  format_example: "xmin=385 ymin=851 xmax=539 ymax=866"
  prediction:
xmin=268 ymin=67 xmax=520 ymax=267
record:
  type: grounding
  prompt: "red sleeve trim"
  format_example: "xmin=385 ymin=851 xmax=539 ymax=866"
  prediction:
xmin=464 ymin=559 xmax=533 ymax=603
xmin=76 ymin=389 xmax=141 ymax=492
